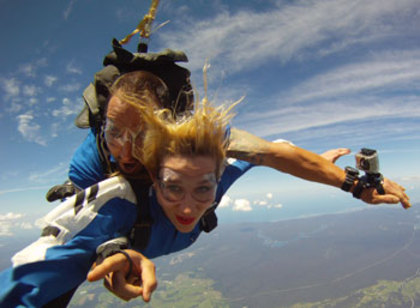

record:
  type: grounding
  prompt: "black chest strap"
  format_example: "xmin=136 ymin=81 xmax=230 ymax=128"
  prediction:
xmin=200 ymin=202 xmax=218 ymax=233
xmin=129 ymin=180 xmax=153 ymax=251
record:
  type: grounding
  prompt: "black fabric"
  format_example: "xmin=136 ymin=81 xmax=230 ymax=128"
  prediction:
xmin=41 ymin=226 xmax=61 ymax=237
xmin=200 ymin=202 xmax=219 ymax=233
xmin=74 ymin=190 xmax=86 ymax=215
xmin=129 ymin=180 xmax=153 ymax=251
xmin=87 ymin=184 xmax=99 ymax=203
xmin=45 ymin=181 xmax=78 ymax=202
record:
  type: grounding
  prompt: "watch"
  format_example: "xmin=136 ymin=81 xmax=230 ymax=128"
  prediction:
xmin=341 ymin=166 xmax=359 ymax=192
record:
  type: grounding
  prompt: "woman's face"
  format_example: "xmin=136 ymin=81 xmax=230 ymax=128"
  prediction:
xmin=105 ymin=95 xmax=146 ymax=176
xmin=154 ymin=155 xmax=218 ymax=233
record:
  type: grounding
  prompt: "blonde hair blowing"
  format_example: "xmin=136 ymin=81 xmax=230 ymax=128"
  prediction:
xmin=136 ymin=66 xmax=240 ymax=180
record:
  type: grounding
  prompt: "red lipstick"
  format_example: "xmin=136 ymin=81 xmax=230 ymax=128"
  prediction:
xmin=176 ymin=215 xmax=195 ymax=225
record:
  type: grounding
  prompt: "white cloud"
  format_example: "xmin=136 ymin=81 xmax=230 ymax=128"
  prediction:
xmin=160 ymin=0 xmax=420 ymax=75
xmin=6 ymin=99 xmax=23 ymax=113
xmin=20 ymin=222 xmax=34 ymax=230
xmin=28 ymin=162 xmax=68 ymax=184
xmin=45 ymin=75 xmax=58 ymax=87
xmin=219 ymin=195 xmax=233 ymax=208
xmin=51 ymin=97 xmax=81 ymax=117
xmin=59 ymin=83 xmax=81 ymax=92
xmin=0 ymin=212 xmax=24 ymax=237
xmin=63 ymin=0 xmax=77 ymax=20
xmin=23 ymin=84 xmax=38 ymax=98
xmin=19 ymin=58 xmax=47 ymax=77
xmin=66 ymin=61 xmax=82 ymax=75
xmin=0 ymin=186 xmax=52 ymax=196
xmin=253 ymin=196 xmax=283 ymax=210
xmin=29 ymin=97 xmax=38 ymax=105
xmin=2 ymin=78 xmax=20 ymax=98
xmin=256 ymin=200 xmax=267 ymax=206
xmin=0 ymin=212 xmax=23 ymax=220
xmin=20 ymin=64 xmax=36 ymax=77
xmin=285 ymin=50 xmax=420 ymax=104
xmin=16 ymin=113 xmax=46 ymax=146
xmin=233 ymin=198 xmax=252 ymax=212
xmin=236 ymin=93 xmax=420 ymax=139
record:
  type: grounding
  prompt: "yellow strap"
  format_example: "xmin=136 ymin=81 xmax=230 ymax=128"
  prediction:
xmin=119 ymin=0 xmax=160 ymax=45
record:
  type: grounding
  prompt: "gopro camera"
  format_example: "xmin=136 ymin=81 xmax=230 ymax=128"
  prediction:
xmin=352 ymin=148 xmax=385 ymax=197
xmin=355 ymin=148 xmax=380 ymax=174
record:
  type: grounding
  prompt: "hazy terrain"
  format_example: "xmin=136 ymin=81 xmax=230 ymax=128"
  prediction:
xmin=65 ymin=204 xmax=420 ymax=307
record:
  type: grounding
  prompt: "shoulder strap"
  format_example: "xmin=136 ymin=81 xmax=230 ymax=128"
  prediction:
xmin=199 ymin=202 xmax=219 ymax=233
xmin=129 ymin=180 xmax=154 ymax=251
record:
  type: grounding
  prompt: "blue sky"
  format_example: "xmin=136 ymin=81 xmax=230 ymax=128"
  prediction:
xmin=1 ymin=0 xmax=420 ymax=239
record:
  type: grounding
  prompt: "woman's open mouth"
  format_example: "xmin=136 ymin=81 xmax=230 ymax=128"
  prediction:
xmin=175 ymin=215 xmax=195 ymax=225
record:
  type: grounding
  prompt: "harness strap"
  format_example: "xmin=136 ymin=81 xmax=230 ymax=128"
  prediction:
xmin=129 ymin=180 xmax=154 ymax=251
xmin=200 ymin=202 xmax=219 ymax=233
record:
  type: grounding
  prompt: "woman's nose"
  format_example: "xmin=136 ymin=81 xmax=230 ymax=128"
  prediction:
xmin=179 ymin=193 xmax=195 ymax=215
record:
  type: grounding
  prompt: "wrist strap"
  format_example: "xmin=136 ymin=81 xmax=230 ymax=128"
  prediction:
xmin=352 ymin=179 xmax=365 ymax=199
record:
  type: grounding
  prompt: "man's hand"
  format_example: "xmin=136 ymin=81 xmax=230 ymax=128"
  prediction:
xmin=359 ymin=177 xmax=411 ymax=209
xmin=87 ymin=249 xmax=157 ymax=302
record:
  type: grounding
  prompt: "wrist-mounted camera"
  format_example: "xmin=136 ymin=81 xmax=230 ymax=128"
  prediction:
xmin=352 ymin=148 xmax=385 ymax=199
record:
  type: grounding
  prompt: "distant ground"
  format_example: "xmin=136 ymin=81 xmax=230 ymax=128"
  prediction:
xmin=66 ymin=204 xmax=420 ymax=308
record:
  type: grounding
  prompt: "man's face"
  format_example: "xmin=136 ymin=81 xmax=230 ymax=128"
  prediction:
xmin=105 ymin=95 xmax=146 ymax=176
xmin=153 ymin=155 xmax=218 ymax=233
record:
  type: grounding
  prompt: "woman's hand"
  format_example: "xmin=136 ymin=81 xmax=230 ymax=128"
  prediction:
xmin=87 ymin=249 xmax=157 ymax=302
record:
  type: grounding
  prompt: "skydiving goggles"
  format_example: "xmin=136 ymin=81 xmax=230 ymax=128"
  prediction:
xmin=104 ymin=119 xmax=145 ymax=158
xmin=157 ymin=168 xmax=218 ymax=203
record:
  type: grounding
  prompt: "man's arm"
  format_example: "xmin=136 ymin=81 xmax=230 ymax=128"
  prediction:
xmin=228 ymin=128 xmax=346 ymax=186
xmin=227 ymin=128 xmax=411 ymax=208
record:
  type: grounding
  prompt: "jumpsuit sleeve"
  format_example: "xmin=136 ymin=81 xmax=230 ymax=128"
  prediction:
xmin=69 ymin=129 xmax=106 ymax=189
xmin=0 ymin=177 xmax=138 ymax=308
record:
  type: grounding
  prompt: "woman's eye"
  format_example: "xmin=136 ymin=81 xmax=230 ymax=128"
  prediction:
xmin=195 ymin=186 xmax=211 ymax=194
xmin=167 ymin=185 xmax=183 ymax=194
